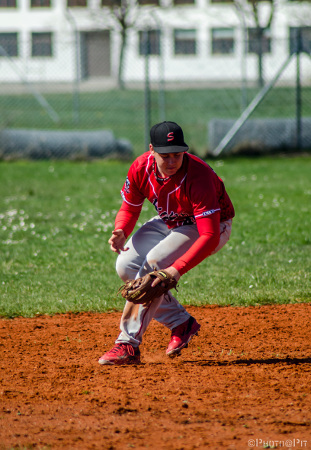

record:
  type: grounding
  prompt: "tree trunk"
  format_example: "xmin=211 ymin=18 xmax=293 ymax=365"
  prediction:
xmin=118 ymin=28 xmax=127 ymax=90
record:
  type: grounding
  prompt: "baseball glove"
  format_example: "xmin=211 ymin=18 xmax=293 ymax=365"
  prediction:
xmin=118 ymin=270 xmax=178 ymax=306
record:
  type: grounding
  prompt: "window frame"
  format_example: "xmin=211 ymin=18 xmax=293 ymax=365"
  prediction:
xmin=31 ymin=31 xmax=53 ymax=57
xmin=30 ymin=0 xmax=51 ymax=7
xmin=0 ymin=32 xmax=18 ymax=57
xmin=0 ymin=0 xmax=17 ymax=7
xmin=211 ymin=27 xmax=235 ymax=55
xmin=138 ymin=0 xmax=159 ymax=5
xmin=247 ymin=27 xmax=271 ymax=54
xmin=67 ymin=0 xmax=87 ymax=7
xmin=289 ymin=26 xmax=311 ymax=54
xmin=173 ymin=0 xmax=195 ymax=6
xmin=174 ymin=29 xmax=197 ymax=56
xmin=139 ymin=29 xmax=161 ymax=56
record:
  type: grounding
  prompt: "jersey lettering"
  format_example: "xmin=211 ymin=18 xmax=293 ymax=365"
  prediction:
xmin=120 ymin=152 xmax=235 ymax=229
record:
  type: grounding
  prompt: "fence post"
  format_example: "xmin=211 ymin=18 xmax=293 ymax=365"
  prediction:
xmin=65 ymin=8 xmax=80 ymax=125
xmin=296 ymin=29 xmax=302 ymax=151
xmin=144 ymin=31 xmax=151 ymax=152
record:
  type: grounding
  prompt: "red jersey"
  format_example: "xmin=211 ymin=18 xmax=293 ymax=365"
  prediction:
xmin=120 ymin=152 xmax=234 ymax=227
xmin=115 ymin=151 xmax=235 ymax=275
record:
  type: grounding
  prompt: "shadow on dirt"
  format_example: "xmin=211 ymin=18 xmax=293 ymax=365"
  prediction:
xmin=183 ymin=357 xmax=311 ymax=366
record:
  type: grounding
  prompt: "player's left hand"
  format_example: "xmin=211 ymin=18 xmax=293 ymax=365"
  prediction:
xmin=151 ymin=266 xmax=180 ymax=287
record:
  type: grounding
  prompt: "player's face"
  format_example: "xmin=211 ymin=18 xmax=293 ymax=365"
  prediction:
xmin=150 ymin=146 xmax=185 ymax=177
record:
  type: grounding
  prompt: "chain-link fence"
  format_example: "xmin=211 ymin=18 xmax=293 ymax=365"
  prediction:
xmin=0 ymin=33 xmax=310 ymax=160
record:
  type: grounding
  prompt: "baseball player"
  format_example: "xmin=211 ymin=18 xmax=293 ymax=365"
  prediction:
xmin=99 ymin=121 xmax=235 ymax=365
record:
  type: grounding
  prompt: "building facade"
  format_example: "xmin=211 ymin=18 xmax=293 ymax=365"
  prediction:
xmin=0 ymin=0 xmax=310 ymax=85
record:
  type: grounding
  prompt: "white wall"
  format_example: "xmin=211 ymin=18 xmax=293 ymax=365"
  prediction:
xmin=0 ymin=0 xmax=310 ymax=84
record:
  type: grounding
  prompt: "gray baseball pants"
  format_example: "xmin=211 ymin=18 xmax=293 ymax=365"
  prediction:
xmin=115 ymin=216 xmax=232 ymax=347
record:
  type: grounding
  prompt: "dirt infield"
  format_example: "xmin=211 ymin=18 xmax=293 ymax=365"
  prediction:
xmin=1 ymin=303 xmax=311 ymax=450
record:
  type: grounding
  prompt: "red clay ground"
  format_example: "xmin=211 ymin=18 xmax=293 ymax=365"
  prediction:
xmin=0 ymin=303 xmax=311 ymax=450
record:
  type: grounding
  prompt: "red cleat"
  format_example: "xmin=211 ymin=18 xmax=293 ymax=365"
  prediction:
xmin=166 ymin=316 xmax=200 ymax=357
xmin=98 ymin=343 xmax=141 ymax=365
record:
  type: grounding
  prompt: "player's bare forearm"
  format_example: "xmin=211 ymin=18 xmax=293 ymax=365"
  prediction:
xmin=164 ymin=266 xmax=180 ymax=281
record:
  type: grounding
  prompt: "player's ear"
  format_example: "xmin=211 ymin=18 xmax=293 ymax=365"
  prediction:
xmin=149 ymin=144 xmax=155 ymax=155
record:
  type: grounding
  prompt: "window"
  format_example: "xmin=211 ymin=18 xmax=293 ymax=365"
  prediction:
xmin=139 ymin=30 xmax=160 ymax=55
xmin=0 ymin=0 xmax=16 ymax=6
xmin=67 ymin=0 xmax=87 ymax=6
xmin=138 ymin=0 xmax=159 ymax=5
xmin=248 ymin=28 xmax=271 ymax=54
xmin=101 ymin=0 xmax=121 ymax=6
xmin=31 ymin=0 xmax=51 ymax=6
xmin=174 ymin=29 xmax=196 ymax=55
xmin=290 ymin=27 xmax=311 ymax=54
xmin=211 ymin=28 xmax=234 ymax=54
xmin=173 ymin=0 xmax=195 ymax=5
xmin=31 ymin=32 xmax=53 ymax=57
xmin=0 ymin=32 xmax=18 ymax=57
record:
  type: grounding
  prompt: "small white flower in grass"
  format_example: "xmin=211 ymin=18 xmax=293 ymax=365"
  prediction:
xmin=288 ymin=259 xmax=293 ymax=263
xmin=65 ymin=197 xmax=70 ymax=202
xmin=249 ymin=285 xmax=253 ymax=289
xmin=48 ymin=166 xmax=54 ymax=173
xmin=7 ymin=209 xmax=17 ymax=217
xmin=30 ymin=223 xmax=35 ymax=229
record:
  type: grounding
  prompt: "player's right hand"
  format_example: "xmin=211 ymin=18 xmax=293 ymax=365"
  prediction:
xmin=108 ymin=229 xmax=129 ymax=254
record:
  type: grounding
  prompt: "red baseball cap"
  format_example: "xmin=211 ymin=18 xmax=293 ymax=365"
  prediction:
xmin=150 ymin=121 xmax=189 ymax=153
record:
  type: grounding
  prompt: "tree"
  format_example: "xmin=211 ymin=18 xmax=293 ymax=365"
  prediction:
xmin=234 ymin=0 xmax=277 ymax=88
xmin=91 ymin=0 xmax=142 ymax=89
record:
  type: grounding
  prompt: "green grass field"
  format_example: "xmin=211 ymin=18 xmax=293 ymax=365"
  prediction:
xmin=0 ymin=156 xmax=310 ymax=318
xmin=1 ymin=86 xmax=310 ymax=156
